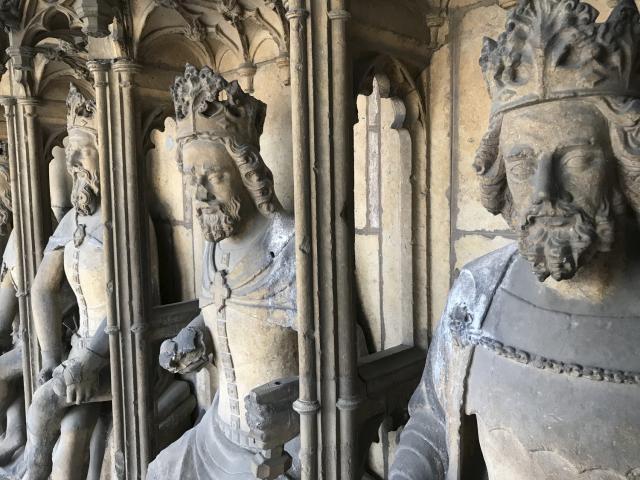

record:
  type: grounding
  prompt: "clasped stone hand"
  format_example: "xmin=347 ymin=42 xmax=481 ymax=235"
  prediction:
xmin=51 ymin=351 xmax=104 ymax=405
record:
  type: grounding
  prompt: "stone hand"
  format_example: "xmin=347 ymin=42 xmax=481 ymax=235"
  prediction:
xmin=37 ymin=352 xmax=61 ymax=386
xmin=51 ymin=351 xmax=105 ymax=405
xmin=159 ymin=326 xmax=208 ymax=374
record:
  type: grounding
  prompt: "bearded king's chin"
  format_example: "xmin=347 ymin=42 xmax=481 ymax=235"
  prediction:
xmin=71 ymin=181 xmax=100 ymax=217
xmin=198 ymin=197 xmax=242 ymax=243
xmin=518 ymin=199 xmax=615 ymax=282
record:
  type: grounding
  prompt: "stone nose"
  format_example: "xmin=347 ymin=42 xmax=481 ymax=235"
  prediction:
xmin=195 ymin=184 xmax=209 ymax=202
xmin=532 ymin=152 xmax=554 ymax=205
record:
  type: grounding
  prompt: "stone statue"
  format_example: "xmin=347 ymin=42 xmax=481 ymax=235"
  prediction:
xmin=0 ymin=144 xmax=25 ymax=466
xmin=147 ymin=65 xmax=299 ymax=480
xmin=18 ymin=84 xmax=113 ymax=480
xmin=390 ymin=0 xmax=640 ymax=478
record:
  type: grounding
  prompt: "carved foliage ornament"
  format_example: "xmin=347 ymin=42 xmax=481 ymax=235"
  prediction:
xmin=66 ymin=83 xmax=97 ymax=134
xmin=171 ymin=64 xmax=267 ymax=147
xmin=480 ymin=0 xmax=640 ymax=115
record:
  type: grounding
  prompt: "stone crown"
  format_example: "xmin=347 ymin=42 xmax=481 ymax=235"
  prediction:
xmin=480 ymin=0 xmax=640 ymax=115
xmin=66 ymin=83 xmax=97 ymax=133
xmin=171 ymin=64 xmax=267 ymax=147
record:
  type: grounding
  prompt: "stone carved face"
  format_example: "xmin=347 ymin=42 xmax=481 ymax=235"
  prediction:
xmin=500 ymin=100 xmax=616 ymax=281
xmin=182 ymin=139 xmax=245 ymax=243
xmin=0 ymin=166 xmax=12 ymax=236
xmin=66 ymin=129 xmax=100 ymax=217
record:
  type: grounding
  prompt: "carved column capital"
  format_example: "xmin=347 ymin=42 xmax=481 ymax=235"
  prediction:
xmin=88 ymin=60 xmax=111 ymax=88
xmin=16 ymin=97 xmax=38 ymax=106
xmin=6 ymin=46 xmax=36 ymax=69
xmin=0 ymin=95 xmax=16 ymax=108
xmin=87 ymin=59 xmax=111 ymax=72
xmin=112 ymin=59 xmax=141 ymax=75
xmin=327 ymin=9 xmax=351 ymax=21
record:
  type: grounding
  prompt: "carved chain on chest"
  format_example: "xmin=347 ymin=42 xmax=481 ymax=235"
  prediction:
xmin=211 ymin=249 xmax=244 ymax=433
xmin=449 ymin=303 xmax=640 ymax=386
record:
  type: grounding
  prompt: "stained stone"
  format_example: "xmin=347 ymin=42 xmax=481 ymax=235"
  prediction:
xmin=390 ymin=0 xmax=640 ymax=478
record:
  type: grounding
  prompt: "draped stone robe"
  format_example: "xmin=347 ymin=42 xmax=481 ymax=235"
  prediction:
xmin=148 ymin=211 xmax=298 ymax=480
xmin=390 ymin=244 xmax=640 ymax=479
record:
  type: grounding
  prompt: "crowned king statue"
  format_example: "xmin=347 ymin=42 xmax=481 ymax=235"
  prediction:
xmin=390 ymin=0 xmax=640 ymax=478
xmin=147 ymin=65 xmax=299 ymax=480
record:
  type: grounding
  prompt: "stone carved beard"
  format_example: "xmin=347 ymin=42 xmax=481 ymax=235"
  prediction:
xmin=196 ymin=197 xmax=242 ymax=243
xmin=519 ymin=198 xmax=615 ymax=282
xmin=71 ymin=167 xmax=100 ymax=217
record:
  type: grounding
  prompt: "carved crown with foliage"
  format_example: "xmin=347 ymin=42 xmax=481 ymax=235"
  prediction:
xmin=480 ymin=0 xmax=640 ymax=115
xmin=171 ymin=64 xmax=267 ymax=148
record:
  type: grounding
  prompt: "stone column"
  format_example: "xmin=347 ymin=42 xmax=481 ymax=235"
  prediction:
xmin=88 ymin=59 xmax=126 ymax=472
xmin=287 ymin=2 xmax=320 ymax=480
xmin=0 ymin=96 xmax=33 ymax=407
xmin=328 ymin=3 xmax=362 ymax=479
xmin=4 ymin=45 xmax=49 ymax=396
xmin=15 ymin=96 xmax=45 ymax=386
xmin=297 ymin=0 xmax=361 ymax=477
xmin=110 ymin=59 xmax=152 ymax=479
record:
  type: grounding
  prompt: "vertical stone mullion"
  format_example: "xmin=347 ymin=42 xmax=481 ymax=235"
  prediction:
xmin=328 ymin=2 xmax=362 ymax=479
xmin=15 ymin=94 xmax=44 ymax=393
xmin=287 ymin=2 xmax=321 ymax=480
xmin=110 ymin=59 xmax=151 ymax=480
xmin=0 ymin=96 xmax=34 ymax=407
xmin=308 ymin=0 xmax=340 ymax=477
xmin=88 ymin=59 xmax=127 ymax=475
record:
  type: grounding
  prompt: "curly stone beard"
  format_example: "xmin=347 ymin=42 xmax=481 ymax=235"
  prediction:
xmin=71 ymin=169 xmax=100 ymax=217
xmin=518 ymin=199 xmax=615 ymax=282
xmin=196 ymin=197 xmax=242 ymax=243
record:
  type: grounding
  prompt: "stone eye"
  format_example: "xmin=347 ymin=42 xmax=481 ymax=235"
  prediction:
xmin=506 ymin=153 xmax=534 ymax=181
xmin=561 ymin=152 xmax=592 ymax=170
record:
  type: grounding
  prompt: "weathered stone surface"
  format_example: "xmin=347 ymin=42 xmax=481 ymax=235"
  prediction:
xmin=391 ymin=0 xmax=640 ymax=477
xmin=454 ymin=5 xmax=508 ymax=234
xmin=148 ymin=66 xmax=299 ymax=480
xmin=428 ymin=44 xmax=452 ymax=324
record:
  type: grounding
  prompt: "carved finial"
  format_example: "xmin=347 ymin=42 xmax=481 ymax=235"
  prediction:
xmin=171 ymin=64 xmax=267 ymax=147
xmin=184 ymin=18 xmax=206 ymax=42
xmin=480 ymin=0 xmax=640 ymax=115
xmin=66 ymin=83 xmax=97 ymax=133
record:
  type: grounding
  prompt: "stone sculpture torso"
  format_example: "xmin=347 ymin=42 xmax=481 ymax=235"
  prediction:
xmin=49 ymin=209 xmax=106 ymax=342
xmin=200 ymin=211 xmax=297 ymax=439
xmin=466 ymin=257 xmax=640 ymax=479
